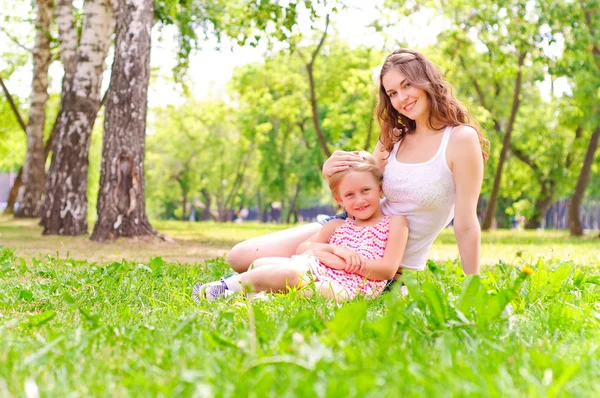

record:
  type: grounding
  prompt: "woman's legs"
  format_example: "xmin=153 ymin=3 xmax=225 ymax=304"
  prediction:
xmin=227 ymin=223 xmax=322 ymax=273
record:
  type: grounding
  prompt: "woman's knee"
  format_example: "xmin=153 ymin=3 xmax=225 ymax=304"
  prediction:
xmin=226 ymin=223 xmax=322 ymax=272
xmin=226 ymin=242 xmax=254 ymax=273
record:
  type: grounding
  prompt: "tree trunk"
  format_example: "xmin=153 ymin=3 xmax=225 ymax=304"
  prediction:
xmin=5 ymin=0 xmax=77 ymax=217
xmin=5 ymin=169 xmax=23 ymax=215
xmin=481 ymin=51 xmax=526 ymax=230
xmin=363 ymin=96 xmax=377 ymax=150
xmin=90 ymin=0 xmax=157 ymax=241
xmin=181 ymin=189 xmax=188 ymax=221
xmin=200 ymin=188 xmax=212 ymax=221
xmin=0 ymin=76 xmax=27 ymax=215
xmin=306 ymin=13 xmax=331 ymax=159
xmin=15 ymin=0 xmax=53 ymax=218
xmin=567 ymin=126 xmax=600 ymax=236
xmin=55 ymin=0 xmax=78 ymax=91
xmin=525 ymin=188 xmax=554 ymax=229
xmin=41 ymin=0 xmax=114 ymax=235
xmin=286 ymin=181 xmax=301 ymax=224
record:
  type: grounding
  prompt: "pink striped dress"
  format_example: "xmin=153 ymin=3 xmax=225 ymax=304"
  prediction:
xmin=307 ymin=216 xmax=390 ymax=299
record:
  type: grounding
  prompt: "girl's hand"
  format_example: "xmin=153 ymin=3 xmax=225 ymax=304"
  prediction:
xmin=309 ymin=250 xmax=347 ymax=270
xmin=332 ymin=247 xmax=365 ymax=271
xmin=344 ymin=261 xmax=366 ymax=275
xmin=322 ymin=150 xmax=364 ymax=179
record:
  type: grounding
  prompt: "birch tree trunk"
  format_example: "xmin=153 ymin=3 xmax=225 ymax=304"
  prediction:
xmin=41 ymin=0 xmax=114 ymax=235
xmin=568 ymin=126 xmax=600 ymax=236
xmin=15 ymin=0 xmax=53 ymax=218
xmin=8 ymin=0 xmax=77 ymax=217
xmin=55 ymin=0 xmax=78 ymax=92
xmin=90 ymin=0 xmax=158 ymax=241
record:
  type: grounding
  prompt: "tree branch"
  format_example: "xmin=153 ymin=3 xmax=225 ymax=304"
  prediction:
xmin=458 ymin=54 xmax=488 ymax=109
xmin=306 ymin=12 xmax=331 ymax=158
xmin=0 ymin=75 xmax=27 ymax=134
xmin=363 ymin=96 xmax=378 ymax=150
xmin=510 ymin=142 xmax=537 ymax=171
xmin=583 ymin=4 xmax=600 ymax=71
xmin=297 ymin=118 xmax=312 ymax=150
xmin=0 ymin=26 xmax=33 ymax=53
xmin=566 ymin=125 xmax=583 ymax=169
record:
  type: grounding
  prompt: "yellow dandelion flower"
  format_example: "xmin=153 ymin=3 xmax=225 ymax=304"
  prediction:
xmin=522 ymin=266 xmax=535 ymax=276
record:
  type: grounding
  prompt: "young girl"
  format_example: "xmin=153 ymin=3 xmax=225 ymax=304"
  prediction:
xmin=193 ymin=154 xmax=409 ymax=302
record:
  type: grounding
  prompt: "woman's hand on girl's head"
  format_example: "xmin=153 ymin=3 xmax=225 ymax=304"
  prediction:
xmin=322 ymin=150 xmax=364 ymax=179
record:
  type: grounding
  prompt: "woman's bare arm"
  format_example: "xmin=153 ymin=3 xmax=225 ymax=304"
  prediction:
xmin=371 ymin=140 xmax=389 ymax=173
xmin=448 ymin=125 xmax=484 ymax=275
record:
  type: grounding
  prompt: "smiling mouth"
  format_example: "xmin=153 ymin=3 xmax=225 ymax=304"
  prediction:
xmin=403 ymin=100 xmax=417 ymax=112
xmin=355 ymin=205 xmax=369 ymax=212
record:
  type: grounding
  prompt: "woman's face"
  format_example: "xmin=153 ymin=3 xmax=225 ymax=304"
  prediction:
xmin=382 ymin=68 xmax=429 ymax=122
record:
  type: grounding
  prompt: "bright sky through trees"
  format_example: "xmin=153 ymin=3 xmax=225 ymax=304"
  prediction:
xmin=1 ymin=0 xmax=570 ymax=108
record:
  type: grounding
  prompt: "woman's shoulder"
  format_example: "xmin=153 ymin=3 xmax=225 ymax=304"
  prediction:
xmin=449 ymin=124 xmax=478 ymax=140
xmin=448 ymin=125 xmax=480 ymax=153
xmin=447 ymin=125 xmax=483 ymax=168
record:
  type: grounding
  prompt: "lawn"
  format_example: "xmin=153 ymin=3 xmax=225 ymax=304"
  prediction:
xmin=1 ymin=215 xmax=600 ymax=396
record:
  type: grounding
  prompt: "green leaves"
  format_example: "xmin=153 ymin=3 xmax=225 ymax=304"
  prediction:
xmin=326 ymin=300 xmax=369 ymax=340
xmin=26 ymin=310 xmax=56 ymax=327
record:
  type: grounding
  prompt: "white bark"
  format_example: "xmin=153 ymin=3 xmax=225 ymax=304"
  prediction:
xmin=16 ymin=0 xmax=53 ymax=218
xmin=42 ymin=0 xmax=115 ymax=235
xmin=91 ymin=0 xmax=158 ymax=241
xmin=55 ymin=0 xmax=78 ymax=85
xmin=72 ymin=0 xmax=113 ymax=100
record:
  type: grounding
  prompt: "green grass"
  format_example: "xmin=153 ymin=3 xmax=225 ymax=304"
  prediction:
xmin=1 ymin=216 xmax=600 ymax=396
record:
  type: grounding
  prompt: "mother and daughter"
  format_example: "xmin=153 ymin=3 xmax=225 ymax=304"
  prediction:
xmin=194 ymin=48 xmax=488 ymax=303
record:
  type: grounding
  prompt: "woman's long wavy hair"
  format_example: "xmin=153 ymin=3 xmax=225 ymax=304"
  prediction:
xmin=376 ymin=48 xmax=489 ymax=162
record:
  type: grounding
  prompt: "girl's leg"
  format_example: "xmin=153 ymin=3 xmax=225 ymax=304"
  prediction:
xmin=249 ymin=257 xmax=292 ymax=270
xmin=237 ymin=262 xmax=310 ymax=293
xmin=194 ymin=262 xmax=310 ymax=302
xmin=227 ymin=223 xmax=322 ymax=273
xmin=312 ymin=281 xmax=351 ymax=303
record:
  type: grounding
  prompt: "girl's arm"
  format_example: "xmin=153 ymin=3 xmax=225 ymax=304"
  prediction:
xmin=448 ymin=126 xmax=484 ymax=275
xmin=297 ymin=219 xmax=365 ymax=269
xmin=350 ymin=215 xmax=409 ymax=281
xmin=296 ymin=219 xmax=344 ymax=254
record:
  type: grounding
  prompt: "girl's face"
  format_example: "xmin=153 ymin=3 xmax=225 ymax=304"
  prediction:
xmin=334 ymin=171 xmax=382 ymax=221
xmin=382 ymin=68 xmax=429 ymax=123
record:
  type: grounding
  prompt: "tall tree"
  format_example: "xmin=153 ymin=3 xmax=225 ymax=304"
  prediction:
xmin=0 ymin=75 xmax=27 ymax=214
xmin=91 ymin=0 xmax=156 ymax=241
xmin=436 ymin=0 xmax=551 ymax=229
xmin=4 ymin=0 xmax=78 ymax=215
xmin=563 ymin=0 xmax=600 ymax=236
xmin=15 ymin=0 xmax=53 ymax=218
xmin=41 ymin=0 xmax=114 ymax=235
xmin=92 ymin=0 xmax=331 ymax=236
xmin=304 ymin=12 xmax=332 ymax=158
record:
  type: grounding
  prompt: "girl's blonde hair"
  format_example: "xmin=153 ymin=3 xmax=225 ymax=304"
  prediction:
xmin=328 ymin=151 xmax=383 ymax=197
xmin=377 ymin=48 xmax=489 ymax=163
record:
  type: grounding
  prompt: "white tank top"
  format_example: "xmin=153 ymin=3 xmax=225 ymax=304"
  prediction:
xmin=380 ymin=126 xmax=455 ymax=271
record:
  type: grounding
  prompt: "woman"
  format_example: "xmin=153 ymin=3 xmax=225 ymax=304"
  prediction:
xmin=227 ymin=48 xmax=488 ymax=275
